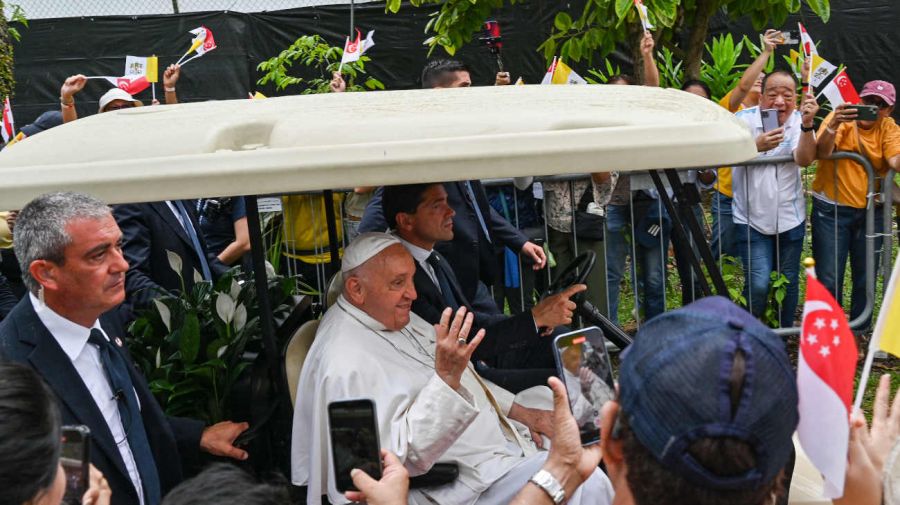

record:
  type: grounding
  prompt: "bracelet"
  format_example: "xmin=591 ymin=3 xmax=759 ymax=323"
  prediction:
xmin=60 ymin=99 xmax=74 ymax=108
xmin=529 ymin=469 xmax=565 ymax=505
xmin=801 ymin=82 xmax=810 ymax=87
xmin=165 ymin=87 xmax=176 ymax=93
xmin=825 ymin=125 xmax=836 ymax=134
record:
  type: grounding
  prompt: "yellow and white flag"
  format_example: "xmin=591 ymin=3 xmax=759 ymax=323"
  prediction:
xmin=541 ymin=57 xmax=586 ymax=85
xmin=875 ymin=256 xmax=900 ymax=358
xmin=125 ymin=55 xmax=158 ymax=82
xmin=809 ymin=54 xmax=837 ymax=89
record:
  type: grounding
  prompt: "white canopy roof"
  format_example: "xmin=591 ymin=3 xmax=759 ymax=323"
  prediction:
xmin=0 ymin=84 xmax=755 ymax=208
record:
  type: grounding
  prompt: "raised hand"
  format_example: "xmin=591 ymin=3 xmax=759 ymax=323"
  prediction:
xmin=433 ymin=307 xmax=485 ymax=390
xmin=330 ymin=71 xmax=347 ymax=93
xmin=800 ymin=92 xmax=819 ymax=127
xmin=61 ymin=74 xmax=88 ymax=101
xmin=163 ymin=64 xmax=181 ymax=89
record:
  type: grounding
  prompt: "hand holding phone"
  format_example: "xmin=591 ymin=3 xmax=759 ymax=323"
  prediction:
xmin=61 ymin=425 xmax=91 ymax=505
xmin=552 ymin=327 xmax=616 ymax=446
xmin=760 ymin=108 xmax=781 ymax=132
xmin=848 ymin=104 xmax=879 ymax=121
xmin=329 ymin=399 xmax=382 ymax=493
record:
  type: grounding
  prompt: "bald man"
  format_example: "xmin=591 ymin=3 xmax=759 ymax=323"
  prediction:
xmin=291 ymin=233 xmax=613 ymax=505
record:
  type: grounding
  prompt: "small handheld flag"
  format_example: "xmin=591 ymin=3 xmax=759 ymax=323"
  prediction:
xmin=798 ymin=22 xmax=818 ymax=58
xmin=1 ymin=97 xmax=14 ymax=144
xmin=797 ymin=259 xmax=858 ymax=499
xmin=86 ymin=75 xmax=151 ymax=96
xmin=818 ymin=70 xmax=860 ymax=108
xmin=540 ymin=58 xmax=586 ymax=86
xmin=340 ymin=29 xmax=375 ymax=70
xmin=634 ymin=0 xmax=654 ymax=32
xmin=176 ymin=26 xmax=217 ymax=66
xmin=808 ymin=54 xmax=836 ymax=89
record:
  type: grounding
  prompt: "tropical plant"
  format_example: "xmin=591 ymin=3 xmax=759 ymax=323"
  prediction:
xmin=257 ymin=34 xmax=384 ymax=94
xmin=386 ymin=0 xmax=830 ymax=83
xmin=764 ymin=270 xmax=791 ymax=328
xmin=128 ymin=254 xmax=302 ymax=424
xmin=0 ymin=2 xmax=27 ymax=99
xmin=585 ymin=59 xmax=623 ymax=85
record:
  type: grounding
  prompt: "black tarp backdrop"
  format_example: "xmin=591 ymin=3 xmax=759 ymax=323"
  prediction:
xmin=9 ymin=0 xmax=900 ymax=126
xmin=11 ymin=1 xmax=569 ymax=125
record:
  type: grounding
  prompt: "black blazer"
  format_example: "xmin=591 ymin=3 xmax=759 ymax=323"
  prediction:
xmin=410 ymin=251 xmax=539 ymax=361
xmin=359 ymin=181 xmax=529 ymax=302
xmin=0 ymin=297 xmax=204 ymax=505
xmin=113 ymin=201 xmax=227 ymax=311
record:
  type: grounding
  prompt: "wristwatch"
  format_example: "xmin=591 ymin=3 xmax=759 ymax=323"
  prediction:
xmin=800 ymin=124 xmax=815 ymax=132
xmin=530 ymin=469 xmax=565 ymax=504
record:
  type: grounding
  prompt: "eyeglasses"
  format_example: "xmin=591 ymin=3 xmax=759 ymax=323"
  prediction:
xmin=861 ymin=96 xmax=890 ymax=109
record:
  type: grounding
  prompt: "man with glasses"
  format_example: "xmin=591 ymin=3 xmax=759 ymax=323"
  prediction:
xmin=813 ymin=80 xmax=900 ymax=328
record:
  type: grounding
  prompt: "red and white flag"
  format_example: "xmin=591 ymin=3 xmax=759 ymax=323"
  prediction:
xmin=340 ymin=29 xmax=375 ymax=66
xmin=176 ymin=26 xmax=217 ymax=66
xmin=820 ymin=70 xmax=860 ymax=108
xmin=98 ymin=75 xmax=150 ymax=95
xmin=798 ymin=22 xmax=818 ymax=58
xmin=1 ymin=97 xmax=14 ymax=144
xmin=797 ymin=273 xmax=858 ymax=499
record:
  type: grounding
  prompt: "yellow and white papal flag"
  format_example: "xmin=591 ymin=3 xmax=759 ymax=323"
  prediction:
xmin=540 ymin=57 xmax=587 ymax=85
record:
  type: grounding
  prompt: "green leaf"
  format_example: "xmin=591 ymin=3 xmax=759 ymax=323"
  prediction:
xmin=180 ymin=313 xmax=200 ymax=365
xmin=805 ymin=0 xmax=830 ymax=22
xmin=614 ymin=0 xmax=632 ymax=20
xmin=554 ymin=12 xmax=573 ymax=31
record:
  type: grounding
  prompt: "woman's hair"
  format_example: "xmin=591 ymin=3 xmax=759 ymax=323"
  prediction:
xmin=0 ymin=362 xmax=62 ymax=505
xmin=681 ymin=79 xmax=712 ymax=100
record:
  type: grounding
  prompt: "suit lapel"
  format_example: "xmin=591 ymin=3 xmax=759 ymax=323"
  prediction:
xmin=148 ymin=201 xmax=194 ymax=250
xmin=433 ymin=251 xmax=472 ymax=307
xmin=413 ymin=263 xmax=443 ymax=307
xmin=18 ymin=302 xmax=131 ymax=482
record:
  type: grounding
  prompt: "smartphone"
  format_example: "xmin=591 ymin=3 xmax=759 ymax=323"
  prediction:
xmin=760 ymin=108 xmax=781 ymax=133
xmin=328 ymin=399 xmax=382 ymax=493
xmin=848 ymin=104 xmax=879 ymax=121
xmin=778 ymin=30 xmax=800 ymax=45
xmin=552 ymin=327 xmax=616 ymax=446
xmin=60 ymin=425 xmax=91 ymax=505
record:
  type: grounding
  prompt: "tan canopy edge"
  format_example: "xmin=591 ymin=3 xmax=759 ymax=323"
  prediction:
xmin=0 ymin=84 xmax=756 ymax=208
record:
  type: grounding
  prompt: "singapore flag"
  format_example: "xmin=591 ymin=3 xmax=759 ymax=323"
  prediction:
xmin=797 ymin=273 xmax=858 ymax=499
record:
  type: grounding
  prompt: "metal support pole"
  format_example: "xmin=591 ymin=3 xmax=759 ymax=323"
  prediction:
xmin=323 ymin=190 xmax=341 ymax=278
xmin=349 ymin=0 xmax=355 ymax=36
xmin=245 ymin=196 xmax=279 ymax=389
xmin=647 ymin=170 xmax=715 ymax=297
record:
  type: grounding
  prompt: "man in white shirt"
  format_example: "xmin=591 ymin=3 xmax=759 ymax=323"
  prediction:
xmin=731 ymin=70 xmax=819 ymax=326
xmin=291 ymin=232 xmax=613 ymax=505
xmin=0 ymin=192 xmax=248 ymax=505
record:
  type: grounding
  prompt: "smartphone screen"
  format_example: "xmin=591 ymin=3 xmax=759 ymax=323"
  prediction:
xmin=780 ymin=30 xmax=799 ymax=45
xmin=552 ymin=327 xmax=616 ymax=446
xmin=760 ymin=108 xmax=780 ymax=133
xmin=849 ymin=104 xmax=878 ymax=121
xmin=60 ymin=426 xmax=91 ymax=505
xmin=328 ymin=399 xmax=382 ymax=493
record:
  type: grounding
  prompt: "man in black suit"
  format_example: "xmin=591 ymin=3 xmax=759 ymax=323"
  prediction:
xmin=113 ymin=200 xmax=228 ymax=312
xmin=0 ymin=192 xmax=248 ymax=505
xmin=359 ymin=58 xmax=547 ymax=302
xmin=382 ymin=183 xmax=584 ymax=389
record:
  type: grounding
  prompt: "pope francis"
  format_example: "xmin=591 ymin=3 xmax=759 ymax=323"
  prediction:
xmin=291 ymin=232 xmax=613 ymax=505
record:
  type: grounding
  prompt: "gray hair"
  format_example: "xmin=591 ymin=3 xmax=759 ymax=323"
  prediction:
xmin=15 ymin=192 xmax=112 ymax=294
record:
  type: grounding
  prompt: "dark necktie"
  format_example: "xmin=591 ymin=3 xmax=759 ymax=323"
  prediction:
xmin=426 ymin=252 xmax=460 ymax=310
xmin=172 ymin=200 xmax=212 ymax=281
xmin=88 ymin=329 xmax=161 ymax=505
xmin=463 ymin=180 xmax=492 ymax=243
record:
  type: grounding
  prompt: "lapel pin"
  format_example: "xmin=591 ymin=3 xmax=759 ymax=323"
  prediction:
xmin=114 ymin=337 xmax=124 ymax=347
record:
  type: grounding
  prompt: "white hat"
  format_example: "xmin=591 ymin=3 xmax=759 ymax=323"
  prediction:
xmin=341 ymin=232 xmax=402 ymax=273
xmin=98 ymin=88 xmax=138 ymax=113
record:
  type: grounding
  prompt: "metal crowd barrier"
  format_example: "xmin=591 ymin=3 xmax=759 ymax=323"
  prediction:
xmin=260 ymin=152 xmax=897 ymax=337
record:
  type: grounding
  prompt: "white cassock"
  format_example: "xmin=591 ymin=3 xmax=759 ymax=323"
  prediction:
xmin=291 ymin=295 xmax=614 ymax=505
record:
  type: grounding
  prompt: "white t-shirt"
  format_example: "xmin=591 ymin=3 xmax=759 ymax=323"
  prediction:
xmin=732 ymin=106 xmax=807 ymax=235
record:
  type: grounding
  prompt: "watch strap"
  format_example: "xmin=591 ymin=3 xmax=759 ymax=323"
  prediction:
xmin=529 ymin=469 xmax=566 ymax=504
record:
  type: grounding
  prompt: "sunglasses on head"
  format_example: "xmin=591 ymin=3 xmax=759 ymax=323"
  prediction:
xmin=862 ymin=96 xmax=890 ymax=109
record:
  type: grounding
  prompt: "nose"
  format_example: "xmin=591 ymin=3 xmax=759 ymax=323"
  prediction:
xmin=405 ymin=279 xmax=417 ymax=301
xmin=111 ymin=247 xmax=130 ymax=273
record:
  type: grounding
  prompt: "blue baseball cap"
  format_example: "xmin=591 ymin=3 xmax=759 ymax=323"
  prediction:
xmin=618 ymin=296 xmax=798 ymax=490
xmin=19 ymin=110 xmax=62 ymax=138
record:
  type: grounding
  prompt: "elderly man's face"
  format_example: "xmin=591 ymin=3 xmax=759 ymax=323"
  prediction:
xmin=354 ymin=244 xmax=417 ymax=331
xmin=49 ymin=214 xmax=128 ymax=317
xmin=761 ymin=73 xmax=797 ymax=125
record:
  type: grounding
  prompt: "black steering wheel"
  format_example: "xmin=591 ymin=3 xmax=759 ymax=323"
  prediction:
xmin=544 ymin=251 xmax=596 ymax=301
xmin=542 ymin=250 xmax=633 ymax=349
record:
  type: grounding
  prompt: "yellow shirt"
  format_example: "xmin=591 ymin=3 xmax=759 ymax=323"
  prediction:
xmin=0 ymin=212 xmax=12 ymax=249
xmin=715 ymin=89 xmax=746 ymax=197
xmin=813 ymin=113 xmax=900 ymax=208
xmin=281 ymin=194 xmax=344 ymax=264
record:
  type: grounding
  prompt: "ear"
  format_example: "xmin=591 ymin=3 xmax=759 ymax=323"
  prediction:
xmin=394 ymin=212 xmax=415 ymax=235
xmin=29 ymin=260 xmax=59 ymax=292
xmin=343 ymin=275 xmax=366 ymax=305
xmin=600 ymin=401 xmax=626 ymax=475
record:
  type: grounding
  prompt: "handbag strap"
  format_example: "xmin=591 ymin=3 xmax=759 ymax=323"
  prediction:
xmin=577 ymin=184 xmax=594 ymax=211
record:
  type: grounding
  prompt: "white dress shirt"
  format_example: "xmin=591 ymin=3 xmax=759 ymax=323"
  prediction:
xmin=732 ymin=106 xmax=807 ymax=235
xmin=32 ymin=294 xmax=145 ymax=505
xmin=396 ymin=237 xmax=441 ymax=290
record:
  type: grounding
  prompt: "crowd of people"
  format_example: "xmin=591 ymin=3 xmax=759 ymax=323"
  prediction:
xmin=0 ymin=24 xmax=898 ymax=505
